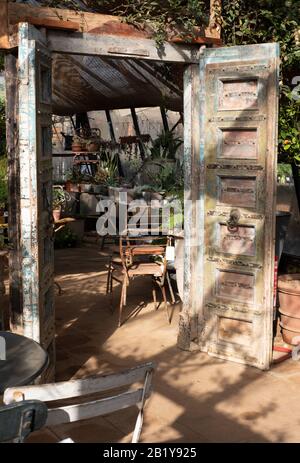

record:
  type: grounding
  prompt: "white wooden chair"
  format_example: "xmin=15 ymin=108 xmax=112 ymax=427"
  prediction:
xmin=3 ymin=362 xmax=155 ymax=443
xmin=0 ymin=400 xmax=48 ymax=443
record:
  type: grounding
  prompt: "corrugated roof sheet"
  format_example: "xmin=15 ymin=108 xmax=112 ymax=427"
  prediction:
xmin=15 ymin=0 xmax=184 ymax=114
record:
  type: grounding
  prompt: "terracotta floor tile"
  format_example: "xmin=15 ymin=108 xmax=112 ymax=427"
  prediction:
xmin=27 ymin=245 xmax=300 ymax=443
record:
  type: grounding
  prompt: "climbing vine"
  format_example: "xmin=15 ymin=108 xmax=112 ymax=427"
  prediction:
xmin=221 ymin=0 xmax=300 ymax=163
xmin=108 ymin=0 xmax=209 ymax=46
xmin=1 ymin=1 xmax=300 ymax=162
xmin=47 ymin=0 xmax=210 ymax=46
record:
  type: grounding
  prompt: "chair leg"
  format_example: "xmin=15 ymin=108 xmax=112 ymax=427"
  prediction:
xmin=160 ymin=284 xmax=171 ymax=324
xmin=166 ymin=271 xmax=176 ymax=304
xmin=123 ymin=275 xmax=128 ymax=307
xmin=119 ymin=277 xmax=126 ymax=327
xmin=110 ymin=272 xmax=113 ymax=294
xmin=152 ymin=285 xmax=157 ymax=309
xmin=109 ymin=273 xmax=114 ymax=314
xmin=106 ymin=263 xmax=112 ymax=295
xmin=100 ymin=234 xmax=106 ymax=251
xmin=55 ymin=280 xmax=63 ymax=295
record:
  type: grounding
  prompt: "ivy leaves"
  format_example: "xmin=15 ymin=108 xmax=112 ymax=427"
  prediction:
xmin=222 ymin=0 xmax=300 ymax=163
xmin=92 ymin=0 xmax=209 ymax=47
xmin=222 ymin=0 xmax=300 ymax=70
xmin=278 ymin=88 xmax=300 ymax=163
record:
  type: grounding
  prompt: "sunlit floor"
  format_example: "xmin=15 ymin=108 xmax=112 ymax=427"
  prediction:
xmin=25 ymin=243 xmax=300 ymax=443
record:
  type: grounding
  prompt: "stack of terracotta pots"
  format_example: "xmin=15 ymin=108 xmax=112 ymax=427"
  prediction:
xmin=278 ymin=274 xmax=300 ymax=345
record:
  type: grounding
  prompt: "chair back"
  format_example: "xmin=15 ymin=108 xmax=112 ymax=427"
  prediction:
xmin=4 ymin=362 xmax=154 ymax=440
xmin=119 ymin=234 xmax=169 ymax=273
xmin=0 ymin=400 xmax=48 ymax=443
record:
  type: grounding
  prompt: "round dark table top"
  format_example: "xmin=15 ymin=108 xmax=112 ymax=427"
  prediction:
xmin=0 ymin=331 xmax=49 ymax=394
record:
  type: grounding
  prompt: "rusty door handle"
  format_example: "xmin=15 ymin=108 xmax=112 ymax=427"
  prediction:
xmin=226 ymin=209 xmax=241 ymax=232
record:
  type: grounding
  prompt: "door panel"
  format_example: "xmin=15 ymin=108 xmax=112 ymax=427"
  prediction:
xmin=18 ymin=23 xmax=55 ymax=380
xmin=183 ymin=44 xmax=279 ymax=369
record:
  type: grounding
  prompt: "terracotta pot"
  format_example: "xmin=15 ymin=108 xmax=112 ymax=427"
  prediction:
xmin=53 ymin=209 xmax=61 ymax=222
xmin=65 ymin=181 xmax=71 ymax=192
xmin=66 ymin=182 xmax=80 ymax=193
xmin=278 ymin=274 xmax=300 ymax=344
xmin=279 ymin=326 xmax=300 ymax=346
xmin=87 ymin=142 xmax=100 ymax=152
xmin=72 ymin=142 xmax=82 ymax=152
xmin=280 ymin=313 xmax=300 ymax=331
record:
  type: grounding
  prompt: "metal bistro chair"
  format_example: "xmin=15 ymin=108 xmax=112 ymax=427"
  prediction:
xmin=4 ymin=362 xmax=154 ymax=444
xmin=0 ymin=400 xmax=48 ymax=443
xmin=107 ymin=235 xmax=173 ymax=327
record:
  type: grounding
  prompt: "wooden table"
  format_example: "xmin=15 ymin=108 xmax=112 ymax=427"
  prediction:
xmin=0 ymin=331 xmax=48 ymax=394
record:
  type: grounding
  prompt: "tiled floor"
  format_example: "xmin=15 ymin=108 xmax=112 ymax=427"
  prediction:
xmin=22 ymin=244 xmax=300 ymax=442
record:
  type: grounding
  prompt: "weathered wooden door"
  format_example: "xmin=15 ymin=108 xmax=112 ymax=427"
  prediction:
xmin=18 ymin=23 xmax=55 ymax=380
xmin=182 ymin=44 xmax=279 ymax=370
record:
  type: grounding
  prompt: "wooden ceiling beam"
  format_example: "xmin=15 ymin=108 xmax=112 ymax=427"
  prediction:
xmin=0 ymin=1 xmax=222 ymax=50
xmin=47 ymin=31 xmax=201 ymax=64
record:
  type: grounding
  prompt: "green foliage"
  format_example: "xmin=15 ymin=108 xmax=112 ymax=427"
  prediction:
xmin=221 ymin=0 xmax=300 ymax=164
xmin=222 ymin=0 xmax=299 ymax=68
xmin=0 ymin=156 xmax=7 ymax=208
xmin=65 ymin=166 xmax=85 ymax=183
xmin=52 ymin=187 xmax=67 ymax=209
xmin=146 ymin=160 xmax=184 ymax=196
xmin=150 ymin=130 xmax=183 ymax=160
xmin=277 ymin=163 xmax=292 ymax=182
xmin=278 ymin=87 xmax=300 ymax=163
xmin=0 ymin=96 xmax=7 ymax=208
xmin=54 ymin=226 xmax=78 ymax=249
xmin=90 ymin=0 xmax=209 ymax=46
xmin=100 ymin=151 xmax=119 ymax=178
xmin=0 ymin=98 xmax=5 ymax=157
xmin=54 ymin=0 xmax=209 ymax=46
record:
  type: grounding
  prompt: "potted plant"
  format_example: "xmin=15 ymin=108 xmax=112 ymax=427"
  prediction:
xmin=137 ymin=131 xmax=183 ymax=184
xmin=71 ymin=134 xmax=83 ymax=152
xmin=150 ymin=130 xmax=183 ymax=163
xmin=65 ymin=168 xmax=83 ymax=193
xmin=278 ymin=274 xmax=300 ymax=345
xmin=87 ymin=140 xmax=100 ymax=152
xmin=93 ymin=167 xmax=109 ymax=195
xmin=80 ymin=179 xmax=94 ymax=193
xmin=52 ymin=187 xmax=66 ymax=222
xmin=99 ymin=151 xmax=120 ymax=197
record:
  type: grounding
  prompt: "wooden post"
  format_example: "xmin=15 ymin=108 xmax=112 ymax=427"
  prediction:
xmin=105 ymin=110 xmax=116 ymax=143
xmin=75 ymin=112 xmax=91 ymax=137
xmin=170 ymin=114 xmax=183 ymax=133
xmin=105 ymin=109 xmax=124 ymax=177
xmin=160 ymin=107 xmax=169 ymax=132
xmin=5 ymin=52 xmax=23 ymax=332
xmin=130 ymin=108 xmax=145 ymax=160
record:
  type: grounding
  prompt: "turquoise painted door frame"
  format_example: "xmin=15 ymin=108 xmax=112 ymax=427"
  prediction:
xmin=18 ymin=23 xmax=55 ymax=380
xmin=181 ymin=44 xmax=280 ymax=370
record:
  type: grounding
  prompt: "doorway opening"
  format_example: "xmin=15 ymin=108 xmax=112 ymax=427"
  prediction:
xmin=4 ymin=20 xmax=281 ymax=380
